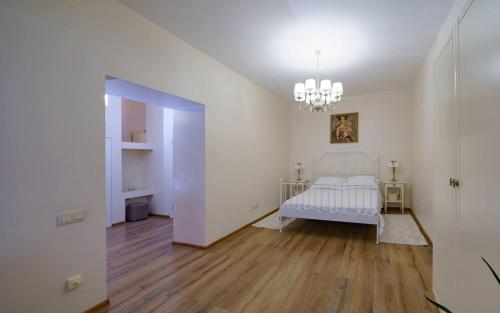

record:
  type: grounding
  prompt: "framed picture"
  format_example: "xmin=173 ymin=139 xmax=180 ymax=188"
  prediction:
xmin=330 ymin=112 xmax=359 ymax=144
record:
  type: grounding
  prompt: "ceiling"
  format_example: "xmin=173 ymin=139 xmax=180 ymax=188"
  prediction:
xmin=119 ymin=0 xmax=454 ymax=101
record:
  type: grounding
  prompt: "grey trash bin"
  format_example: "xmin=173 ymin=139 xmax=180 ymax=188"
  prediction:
xmin=126 ymin=202 xmax=149 ymax=222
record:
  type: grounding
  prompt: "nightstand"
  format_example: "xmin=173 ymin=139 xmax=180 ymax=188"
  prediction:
xmin=383 ymin=181 xmax=405 ymax=214
xmin=279 ymin=179 xmax=309 ymax=203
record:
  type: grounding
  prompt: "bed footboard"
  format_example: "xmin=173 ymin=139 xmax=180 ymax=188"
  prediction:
xmin=279 ymin=180 xmax=382 ymax=243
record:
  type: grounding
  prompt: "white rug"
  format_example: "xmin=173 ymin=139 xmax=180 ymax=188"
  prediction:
xmin=379 ymin=214 xmax=428 ymax=245
xmin=252 ymin=212 xmax=295 ymax=230
xmin=253 ymin=212 xmax=427 ymax=246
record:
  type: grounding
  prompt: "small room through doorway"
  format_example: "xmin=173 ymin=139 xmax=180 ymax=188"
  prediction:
xmin=103 ymin=76 xmax=206 ymax=255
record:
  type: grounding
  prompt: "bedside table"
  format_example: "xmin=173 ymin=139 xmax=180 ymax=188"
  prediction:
xmin=279 ymin=179 xmax=309 ymax=203
xmin=383 ymin=181 xmax=405 ymax=214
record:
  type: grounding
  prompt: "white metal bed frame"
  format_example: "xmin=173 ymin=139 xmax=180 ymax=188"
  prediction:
xmin=279 ymin=152 xmax=382 ymax=243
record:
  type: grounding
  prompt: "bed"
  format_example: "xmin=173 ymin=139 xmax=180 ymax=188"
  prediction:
xmin=279 ymin=152 xmax=384 ymax=243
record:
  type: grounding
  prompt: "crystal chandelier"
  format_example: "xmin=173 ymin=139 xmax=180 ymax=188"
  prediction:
xmin=293 ymin=49 xmax=343 ymax=112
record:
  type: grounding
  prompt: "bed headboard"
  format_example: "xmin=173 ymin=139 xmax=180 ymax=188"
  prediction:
xmin=312 ymin=152 xmax=380 ymax=179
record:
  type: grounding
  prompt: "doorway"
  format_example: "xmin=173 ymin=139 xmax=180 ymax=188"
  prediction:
xmin=103 ymin=76 xmax=206 ymax=304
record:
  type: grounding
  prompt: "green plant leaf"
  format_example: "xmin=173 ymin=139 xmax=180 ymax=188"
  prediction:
xmin=425 ymin=296 xmax=453 ymax=313
xmin=482 ymin=257 xmax=500 ymax=285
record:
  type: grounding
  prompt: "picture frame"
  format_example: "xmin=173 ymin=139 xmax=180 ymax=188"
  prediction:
xmin=330 ymin=112 xmax=359 ymax=144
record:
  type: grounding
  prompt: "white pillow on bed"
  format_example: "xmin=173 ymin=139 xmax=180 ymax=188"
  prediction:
xmin=314 ymin=176 xmax=346 ymax=185
xmin=345 ymin=175 xmax=377 ymax=185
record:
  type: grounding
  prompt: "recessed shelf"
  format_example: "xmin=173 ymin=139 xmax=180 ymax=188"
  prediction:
xmin=123 ymin=189 xmax=154 ymax=199
xmin=121 ymin=142 xmax=154 ymax=150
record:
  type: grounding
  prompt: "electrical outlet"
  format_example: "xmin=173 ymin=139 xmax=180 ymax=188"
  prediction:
xmin=251 ymin=204 xmax=259 ymax=211
xmin=66 ymin=274 xmax=83 ymax=291
xmin=57 ymin=210 xmax=86 ymax=226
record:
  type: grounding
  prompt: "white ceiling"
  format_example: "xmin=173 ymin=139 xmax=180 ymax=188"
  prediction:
xmin=119 ymin=0 xmax=454 ymax=100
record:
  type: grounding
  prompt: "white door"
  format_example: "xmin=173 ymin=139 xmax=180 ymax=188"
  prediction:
xmin=456 ymin=1 xmax=500 ymax=312
xmin=105 ymin=137 xmax=112 ymax=228
xmin=432 ymin=36 xmax=457 ymax=307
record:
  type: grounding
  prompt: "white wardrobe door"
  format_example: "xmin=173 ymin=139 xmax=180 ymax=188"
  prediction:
xmin=457 ymin=0 xmax=500 ymax=312
xmin=432 ymin=37 xmax=457 ymax=307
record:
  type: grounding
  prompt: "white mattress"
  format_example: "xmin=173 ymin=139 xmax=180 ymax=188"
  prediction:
xmin=280 ymin=184 xmax=382 ymax=216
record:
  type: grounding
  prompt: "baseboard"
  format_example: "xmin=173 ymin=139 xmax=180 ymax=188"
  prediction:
xmin=408 ymin=208 xmax=433 ymax=246
xmin=112 ymin=214 xmax=169 ymax=227
xmin=172 ymin=208 xmax=279 ymax=250
xmin=383 ymin=206 xmax=411 ymax=214
xmin=172 ymin=241 xmax=207 ymax=249
xmin=432 ymin=288 xmax=440 ymax=303
xmin=149 ymin=213 xmax=170 ymax=219
xmin=82 ymin=299 xmax=109 ymax=313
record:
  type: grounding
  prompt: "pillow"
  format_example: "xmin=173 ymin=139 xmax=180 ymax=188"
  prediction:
xmin=345 ymin=175 xmax=377 ymax=185
xmin=313 ymin=176 xmax=346 ymax=186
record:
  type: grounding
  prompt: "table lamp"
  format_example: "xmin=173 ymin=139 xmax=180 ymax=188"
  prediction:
xmin=387 ymin=160 xmax=400 ymax=182
xmin=295 ymin=162 xmax=304 ymax=181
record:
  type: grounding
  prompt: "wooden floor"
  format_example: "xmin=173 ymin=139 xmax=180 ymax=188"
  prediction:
xmin=106 ymin=215 xmax=436 ymax=313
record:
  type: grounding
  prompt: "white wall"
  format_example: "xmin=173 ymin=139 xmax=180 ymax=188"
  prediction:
xmin=145 ymin=104 xmax=170 ymax=216
xmin=173 ymin=107 xmax=206 ymax=245
xmin=108 ymin=100 xmax=175 ymax=219
xmin=122 ymin=150 xmax=147 ymax=191
xmin=105 ymin=95 xmax=125 ymax=224
xmin=289 ymin=90 xmax=413 ymax=207
xmin=163 ymin=108 xmax=174 ymax=217
xmin=0 ymin=1 xmax=289 ymax=312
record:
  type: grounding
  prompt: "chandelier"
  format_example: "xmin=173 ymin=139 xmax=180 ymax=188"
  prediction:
xmin=293 ymin=49 xmax=343 ymax=112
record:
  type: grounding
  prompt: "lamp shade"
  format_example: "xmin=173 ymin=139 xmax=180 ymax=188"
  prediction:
xmin=386 ymin=160 xmax=400 ymax=168
xmin=305 ymin=79 xmax=316 ymax=92
xmin=295 ymin=162 xmax=303 ymax=170
xmin=332 ymin=82 xmax=343 ymax=94
xmin=294 ymin=83 xmax=305 ymax=95
xmin=320 ymin=79 xmax=332 ymax=92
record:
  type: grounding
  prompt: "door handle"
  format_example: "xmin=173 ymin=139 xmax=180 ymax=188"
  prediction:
xmin=449 ymin=178 xmax=460 ymax=188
